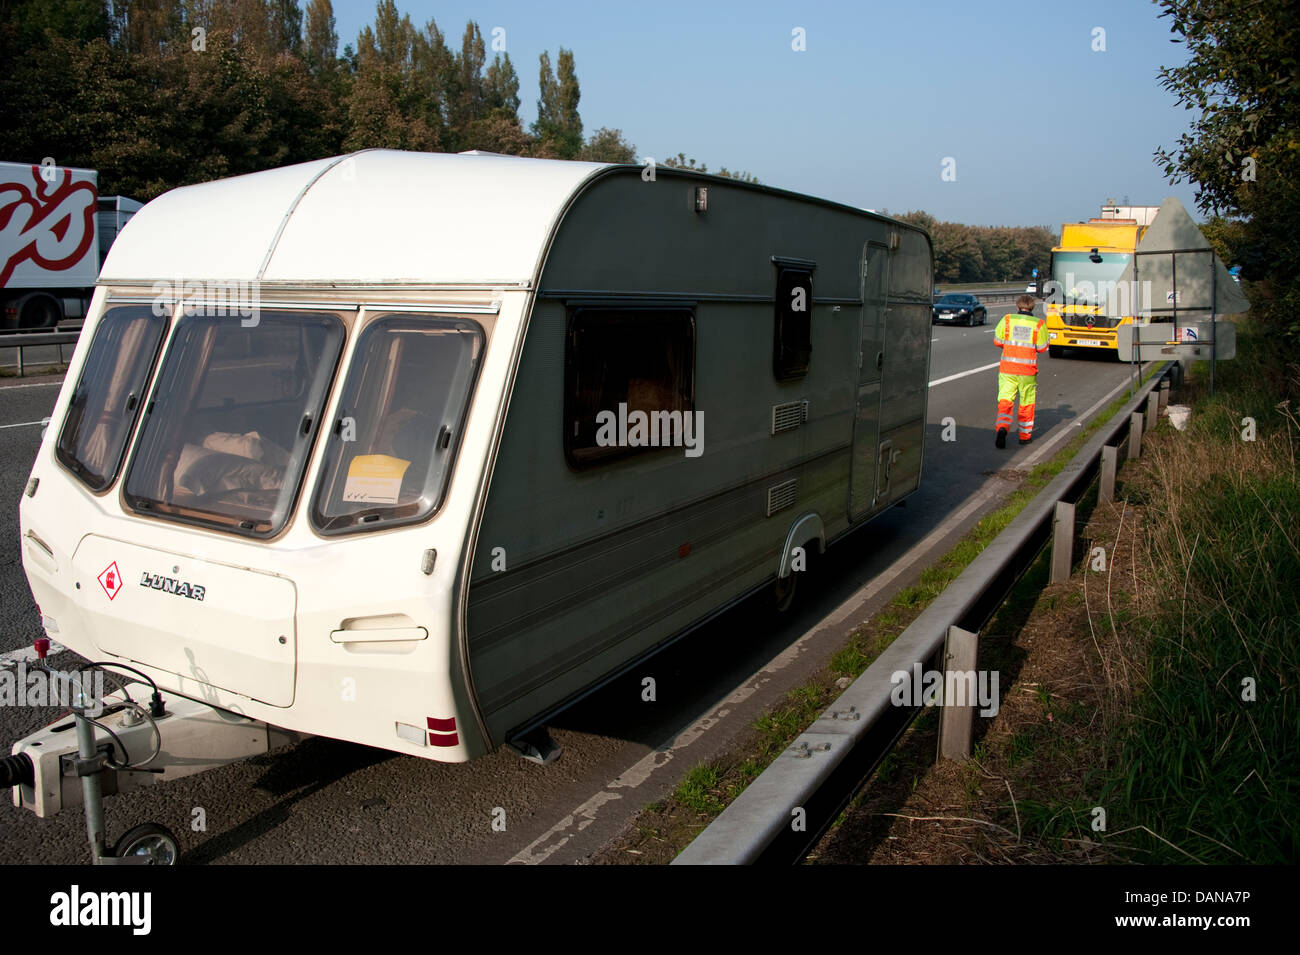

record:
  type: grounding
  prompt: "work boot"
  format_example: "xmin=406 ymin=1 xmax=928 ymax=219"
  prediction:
xmin=995 ymin=428 xmax=1007 ymax=448
xmin=1019 ymin=434 xmax=1032 ymax=445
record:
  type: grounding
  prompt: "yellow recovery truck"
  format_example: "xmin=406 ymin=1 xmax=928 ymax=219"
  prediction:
xmin=1042 ymin=217 xmax=1147 ymax=358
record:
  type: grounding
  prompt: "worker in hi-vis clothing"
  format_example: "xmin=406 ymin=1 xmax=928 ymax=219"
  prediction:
xmin=993 ymin=294 xmax=1050 ymax=447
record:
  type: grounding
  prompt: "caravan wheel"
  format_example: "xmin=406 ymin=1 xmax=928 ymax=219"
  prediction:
xmin=112 ymin=823 xmax=179 ymax=865
xmin=772 ymin=541 xmax=816 ymax=613
xmin=772 ymin=571 xmax=799 ymax=612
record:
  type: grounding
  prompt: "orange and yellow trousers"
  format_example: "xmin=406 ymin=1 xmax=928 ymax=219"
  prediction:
xmin=995 ymin=373 xmax=1037 ymax=441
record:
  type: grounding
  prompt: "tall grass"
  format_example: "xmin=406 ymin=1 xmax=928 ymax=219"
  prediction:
xmin=1101 ymin=320 xmax=1300 ymax=863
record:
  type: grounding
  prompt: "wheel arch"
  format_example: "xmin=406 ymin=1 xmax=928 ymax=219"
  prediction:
xmin=777 ymin=511 xmax=825 ymax=578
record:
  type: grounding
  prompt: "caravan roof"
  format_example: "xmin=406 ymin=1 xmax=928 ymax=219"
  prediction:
xmin=99 ymin=150 xmax=606 ymax=287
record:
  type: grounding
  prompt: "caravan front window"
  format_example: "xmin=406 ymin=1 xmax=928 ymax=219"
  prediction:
xmin=312 ymin=316 xmax=484 ymax=534
xmin=56 ymin=306 xmax=168 ymax=491
xmin=122 ymin=311 xmax=345 ymax=536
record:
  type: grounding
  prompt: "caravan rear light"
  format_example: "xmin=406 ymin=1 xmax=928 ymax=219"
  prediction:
xmin=427 ymin=717 xmax=458 ymax=747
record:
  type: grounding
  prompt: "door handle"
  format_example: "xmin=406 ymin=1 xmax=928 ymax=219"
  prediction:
xmin=876 ymin=351 xmax=884 ymax=370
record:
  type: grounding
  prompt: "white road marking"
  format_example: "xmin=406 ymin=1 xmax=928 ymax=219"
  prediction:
xmin=508 ymin=632 xmax=819 ymax=864
xmin=928 ymin=362 xmax=1000 ymax=387
xmin=0 ymin=379 xmax=63 ymax=390
xmin=0 ymin=419 xmax=48 ymax=430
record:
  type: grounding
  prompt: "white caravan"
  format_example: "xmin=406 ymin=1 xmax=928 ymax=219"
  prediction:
xmin=14 ymin=150 xmax=932 ymax=801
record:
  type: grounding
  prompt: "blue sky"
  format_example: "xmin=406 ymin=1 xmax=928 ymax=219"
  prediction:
xmin=329 ymin=0 xmax=1200 ymax=228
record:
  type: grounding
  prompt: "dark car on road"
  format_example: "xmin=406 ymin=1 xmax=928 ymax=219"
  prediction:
xmin=932 ymin=293 xmax=986 ymax=326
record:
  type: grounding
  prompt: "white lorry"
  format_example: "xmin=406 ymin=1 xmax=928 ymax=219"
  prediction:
xmin=1 ymin=160 xmax=141 ymax=329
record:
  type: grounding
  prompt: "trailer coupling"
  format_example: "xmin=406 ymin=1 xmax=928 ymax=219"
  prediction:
xmin=7 ymin=648 xmax=301 ymax=864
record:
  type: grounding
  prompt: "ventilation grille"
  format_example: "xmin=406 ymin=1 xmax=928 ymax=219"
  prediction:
xmin=771 ymin=400 xmax=807 ymax=435
xmin=766 ymin=479 xmax=797 ymax=517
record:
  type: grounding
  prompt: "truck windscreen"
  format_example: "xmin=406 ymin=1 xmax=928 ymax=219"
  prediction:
xmin=1051 ymin=251 xmax=1132 ymax=306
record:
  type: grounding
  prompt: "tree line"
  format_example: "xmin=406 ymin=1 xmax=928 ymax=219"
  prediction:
xmin=0 ymin=0 xmax=760 ymax=201
xmin=892 ymin=211 xmax=1054 ymax=284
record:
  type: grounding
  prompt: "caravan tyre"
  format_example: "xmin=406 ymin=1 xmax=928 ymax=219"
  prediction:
xmin=772 ymin=541 xmax=816 ymax=613
xmin=772 ymin=570 xmax=799 ymax=613
xmin=113 ymin=823 xmax=179 ymax=865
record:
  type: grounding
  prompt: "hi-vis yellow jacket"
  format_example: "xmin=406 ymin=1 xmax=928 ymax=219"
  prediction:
xmin=994 ymin=312 xmax=1049 ymax=376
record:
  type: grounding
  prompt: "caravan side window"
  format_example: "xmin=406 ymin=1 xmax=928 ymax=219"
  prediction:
xmin=773 ymin=261 xmax=814 ymax=380
xmin=564 ymin=306 xmax=695 ymax=469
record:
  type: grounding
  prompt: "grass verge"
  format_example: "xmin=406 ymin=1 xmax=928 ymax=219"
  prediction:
xmin=811 ymin=316 xmax=1298 ymax=864
xmin=1090 ymin=320 xmax=1299 ymax=863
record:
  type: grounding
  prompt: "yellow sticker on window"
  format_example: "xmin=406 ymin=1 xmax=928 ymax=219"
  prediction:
xmin=342 ymin=454 xmax=411 ymax=505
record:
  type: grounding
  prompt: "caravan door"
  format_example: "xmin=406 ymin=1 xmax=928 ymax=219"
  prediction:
xmin=849 ymin=242 xmax=889 ymax=521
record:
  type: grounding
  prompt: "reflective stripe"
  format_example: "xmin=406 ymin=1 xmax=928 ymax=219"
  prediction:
xmin=1001 ymin=356 xmax=1037 ymax=367
xmin=1002 ymin=341 xmax=1037 ymax=355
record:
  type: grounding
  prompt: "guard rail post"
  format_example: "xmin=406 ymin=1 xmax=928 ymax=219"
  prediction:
xmin=1099 ymin=446 xmax=1118 ymax=505
xmin=1146 ymin=393 xmax=1158 ymax=433
xmin=1050 ymin=501 xmax=1075 ymax=584
xmin=937 ymin=626 xmax=979 ymax=762
xmin=1129 ymin=412 xmax=1144 ymax=459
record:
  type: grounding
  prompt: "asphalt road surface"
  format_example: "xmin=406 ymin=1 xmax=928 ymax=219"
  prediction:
xmin=0 ymin=307 xmax=1148 ymax=864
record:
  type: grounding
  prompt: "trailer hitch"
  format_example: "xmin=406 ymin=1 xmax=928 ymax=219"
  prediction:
xmin=21 ymin=639 xmax=180 ymax=865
